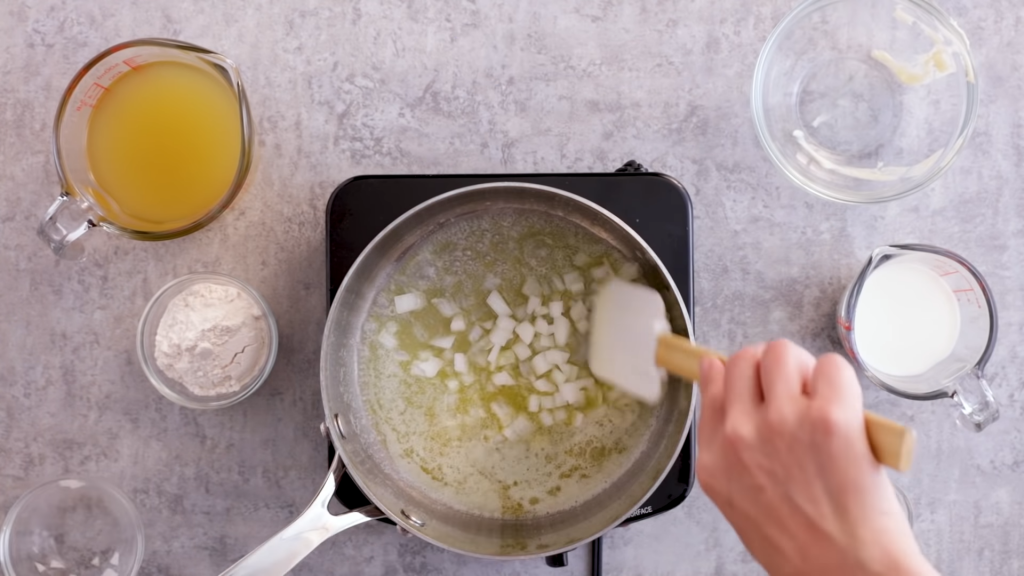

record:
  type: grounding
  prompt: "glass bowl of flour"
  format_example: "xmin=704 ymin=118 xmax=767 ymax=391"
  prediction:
xmin=137 ymin=272 xmax=278 ymax=409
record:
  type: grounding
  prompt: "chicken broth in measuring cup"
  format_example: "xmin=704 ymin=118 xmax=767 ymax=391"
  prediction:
xmin=359 ymin=209 xmax=657 ymax=518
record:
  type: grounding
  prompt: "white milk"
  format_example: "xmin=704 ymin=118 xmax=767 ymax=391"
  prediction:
xmin=853 ymin=260 xmax=961 ymax=381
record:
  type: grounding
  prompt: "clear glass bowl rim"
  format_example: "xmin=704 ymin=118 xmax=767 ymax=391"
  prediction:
xmin=0 ymin=476 xmax=145 ymax=576
xmin=751 ymin=0 xmax=979 ymax=204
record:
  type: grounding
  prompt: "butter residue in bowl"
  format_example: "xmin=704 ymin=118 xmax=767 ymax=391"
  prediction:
xmin=793 ymin=129 xmax=944 ymax=182
xmin=870 ymin=7 xmax=974 ymax=86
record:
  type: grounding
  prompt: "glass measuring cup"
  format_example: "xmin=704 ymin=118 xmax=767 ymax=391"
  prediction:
xmin=37 ymin=38 xmax=254 ymax=260
xmin=837 ymin=244 xmax=999 ymax=432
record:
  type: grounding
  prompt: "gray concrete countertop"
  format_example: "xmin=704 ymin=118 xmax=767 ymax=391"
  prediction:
xmin=2 ymin=0 xmax=1021 ymax=574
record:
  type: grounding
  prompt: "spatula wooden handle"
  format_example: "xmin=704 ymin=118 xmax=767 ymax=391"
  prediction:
xmin=655 ymin=334 xmax=916 ymax=472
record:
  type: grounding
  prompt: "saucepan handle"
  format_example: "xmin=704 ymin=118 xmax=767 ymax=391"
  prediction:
xmin=219 ymin=454 xmax=385 ymax=576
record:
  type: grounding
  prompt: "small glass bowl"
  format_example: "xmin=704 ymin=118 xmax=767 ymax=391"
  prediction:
xmin=137 ymin=272 xmax=278 ymax=409
xmin=752 ymin=0 xmax=977 ymax=203
xmin=1 ymin=478 xmax=144 ymax=576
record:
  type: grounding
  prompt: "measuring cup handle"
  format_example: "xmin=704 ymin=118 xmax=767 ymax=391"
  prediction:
xmin=951 ymin=369 xmax=999 ymax=432
xmin=37 ymin=192 xmax=96 ymax=260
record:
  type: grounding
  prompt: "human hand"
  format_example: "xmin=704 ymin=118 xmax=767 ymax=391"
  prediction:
xmin=696 ymin=340 xmax=936 ymax=576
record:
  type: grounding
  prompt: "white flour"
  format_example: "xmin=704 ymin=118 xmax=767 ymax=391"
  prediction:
xmin=154 ymin=283 xmax=268 ymax=396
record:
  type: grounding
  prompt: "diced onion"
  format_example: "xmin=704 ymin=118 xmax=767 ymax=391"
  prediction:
xmin=550 ymin=368 xmax=566 ymax=386
xmin=573 ymin=377 xmax=596 ymax=389
xmin=563 ymin=363 xmax=580 ymax=381
xmin=487 ymin=290 xmax=513 ymax=316
xmin=548 ymin=300 xmax=564 ymax=317
xmin=573 ymin=411 xmax=585 ymax=427
xmin=513 ymin=341 xmax=532 ymax=361
xmin=377 ymin=330 xmax=398 ymax=349
xmin=590 ymin=263 xmax=613 ymax=281
xmin=532 ymin=377 xmax=557 ymax=393
xmin=395 ymin=292 xmax=427 ymax=314
xmin=553 ymin=392 xmax=568 ymax=408
xmin=531 ymin=354 xmax=553 ymax=377
xmin=526 ymin=296 xmax=542 ymax=314
xmin=489 ymin=327 xmax=513 ymax=348
xmin=498 ymin=350 xmax=516 ymax=367
xmin=522 ymin=277 xmax=543 ymax=298
xmin=528 ymin=394 xmax=541 ymax=413
xmin=569 ymin=300 xmax=588 ymax=325
xmin=451 ymin=314 xmax=467 ymax=332
xmin=412 ymin=356 xmax=444 ymax=378
xmin=545 ymin=349 xmax=570 ymax=367
xmin=534 ymin=317 xmax=553 ymax=336
xmin=550 ymin=274 xmax=566 ymax=292
xmin=539 ymin=410 xmax=554 ymax=426
xmin=519 ymin=360 xmax=534 ymax=380
xmin=515 ymin=321 xmax=535 ymax=345
xmin=618 ymin=262 xmax=641 ymax=281
xmin=553 ymin=316 xmax=571 ymax=347
xmin=430 ymin=335 xmax=456 ymax=350
xmin=380 ymin=252 xmax=646 ymax=440
xmin=492 ymin=371 xmax=515 ymax=386
xmin=503 ymin=414 xmax=535 ymax=440
xmin=431 ymin=298 xmax=460 ymax=318
xmin=562 ymin=271 xmax=585 ymax=294
xmin=558 ymin=381 xmax=584 ymax=405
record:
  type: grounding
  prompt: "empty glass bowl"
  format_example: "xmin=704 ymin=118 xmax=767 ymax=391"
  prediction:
xmin=1 ymin=478 xmax=144 ymax=576
xmin=752 ymin=0 xmax=977 ymax=203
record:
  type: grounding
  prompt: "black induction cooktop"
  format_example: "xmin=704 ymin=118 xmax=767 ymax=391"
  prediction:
xmin=324 ymin=164 xmax=696 ymax=571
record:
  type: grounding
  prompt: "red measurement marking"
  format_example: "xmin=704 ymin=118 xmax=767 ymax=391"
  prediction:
xmin=952 ymin=289 xmax=975 ymax=294
xmin=122 ymin=57 xmax=142 ymax=70
xmin=75 ymin=82 xmax=108 ymax=111
xmin=939 ymin=271 xmax=960 ymax=277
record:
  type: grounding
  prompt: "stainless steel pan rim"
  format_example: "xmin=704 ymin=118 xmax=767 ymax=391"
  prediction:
xmin=325 ymin=181 xmax=695 ymax=557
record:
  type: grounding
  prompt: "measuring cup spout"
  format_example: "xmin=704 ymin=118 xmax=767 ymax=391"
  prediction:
xmin=37 ymin=191 xmax=96 ymax=260
xmin=951 ymin=369 xmax=999 ymax=432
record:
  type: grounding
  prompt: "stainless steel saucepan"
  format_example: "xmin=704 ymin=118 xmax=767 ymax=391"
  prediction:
xmin=220 ymin=182 xmax=696 ymax=575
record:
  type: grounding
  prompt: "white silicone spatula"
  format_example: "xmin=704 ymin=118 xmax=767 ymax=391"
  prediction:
xmin=589 ymin=279 xmax=916 ymax=472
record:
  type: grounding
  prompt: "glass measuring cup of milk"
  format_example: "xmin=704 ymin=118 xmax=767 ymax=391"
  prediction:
xmin=37 ymin=38 xmax=254 ymax=260
xmin=837 ymin=244 xmax=999 ymax=432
